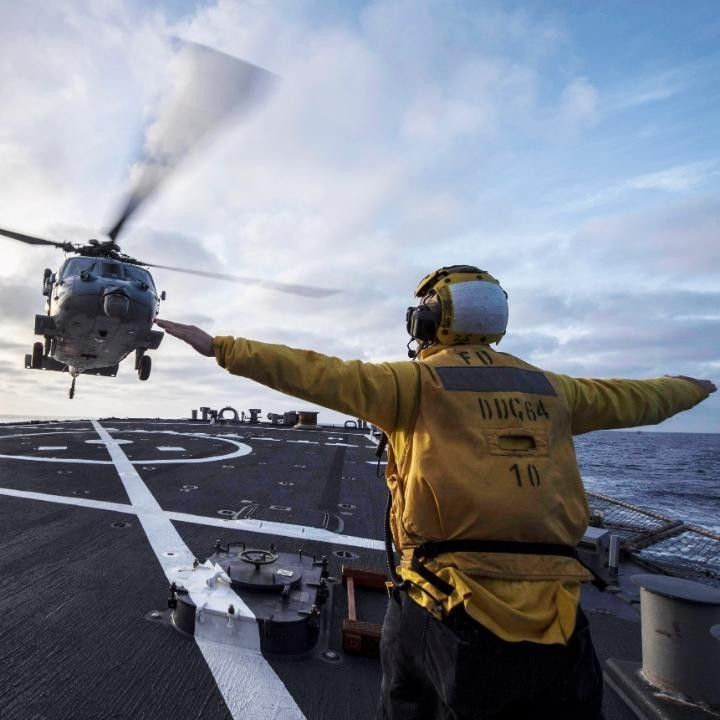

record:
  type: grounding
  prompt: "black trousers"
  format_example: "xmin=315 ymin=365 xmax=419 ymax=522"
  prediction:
xmin=378 ymin=590 xmax=603 ymax=720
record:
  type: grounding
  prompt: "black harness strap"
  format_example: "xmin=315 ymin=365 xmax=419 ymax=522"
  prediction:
xmin=410 ymin=539 xmax=580 ymax=597
xmin=416 ymin=539 xmax=579 ymax=560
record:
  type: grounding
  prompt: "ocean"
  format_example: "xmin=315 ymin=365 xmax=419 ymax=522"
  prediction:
xmin=575 ymin=431 xmax=720 ymax=533
xmin=1 ymin=417 xmax=718 ymax=533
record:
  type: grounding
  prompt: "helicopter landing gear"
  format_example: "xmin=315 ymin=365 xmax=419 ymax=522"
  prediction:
xmin=31 ymin=341 xmax=44 ymax=369
xmin=69 ymin=375 xmax=77 ymax=399
xmin=138 ymin=354 xmax=151 ymax=381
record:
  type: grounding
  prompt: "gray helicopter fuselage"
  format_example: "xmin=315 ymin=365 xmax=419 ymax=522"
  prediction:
xmin=42 ymin=257 xmax=163 ymax=373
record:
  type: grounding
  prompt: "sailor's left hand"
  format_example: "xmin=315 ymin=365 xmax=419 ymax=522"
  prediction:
xmin=667 ymin=376 xmax=717 ymax=394
xmin=154 ymin=318 xmax=214 ymax=357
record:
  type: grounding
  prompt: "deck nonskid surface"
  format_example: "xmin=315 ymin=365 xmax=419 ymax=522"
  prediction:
xmin=0 ymin=419 xmax=640 ymax=720
xmin=0 ymin=419 xmax=387 ymax=720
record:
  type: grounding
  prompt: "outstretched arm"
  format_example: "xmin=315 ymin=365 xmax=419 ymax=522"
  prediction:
xmin=548 ymin=372 xmax=715 ymax=436
xmin=155 ymin=319 xmax=418 ymax=433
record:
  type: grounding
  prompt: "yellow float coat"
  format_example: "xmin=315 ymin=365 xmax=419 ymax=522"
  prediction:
xmin=213 ymin=336 xmax=708 ymax=644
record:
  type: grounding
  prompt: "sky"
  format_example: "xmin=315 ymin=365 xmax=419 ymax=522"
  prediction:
xmin=0 ymin=0 xmax=718 ymax=432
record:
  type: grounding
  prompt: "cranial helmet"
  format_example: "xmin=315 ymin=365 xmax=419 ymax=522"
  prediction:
xmin=406 ymin=265 xmax=508 ymax=347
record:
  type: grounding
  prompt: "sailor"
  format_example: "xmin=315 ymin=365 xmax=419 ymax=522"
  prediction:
xmin=155 ymin=265 xmax=715 ymax=720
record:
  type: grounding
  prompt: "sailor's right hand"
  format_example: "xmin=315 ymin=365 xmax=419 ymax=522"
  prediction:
xmin=154 ymin=318 xmax=214 ymax=357
xmin=667 ymin=376 xmax=717 ymax=394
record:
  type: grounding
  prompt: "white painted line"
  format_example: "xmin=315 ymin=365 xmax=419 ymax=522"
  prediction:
xmin=170 ymin=511 xmax=385 ymax=550
xmin=325 ymin=442 xmax=359 ymax=447
xmin=0 ymin=488 xmax=386 ymax=552
xmin=0 ymin=430 xmax=252 ymax=466
xmin=249 ymin=436 xmax=281 ymax=442
xmin=157 ymin=446 xmax=186 ymax=452
xmin=86 ymin=439 xmax=133 ymax=445
xmin=0 ymin=487 xmax=135 ymax=514
xmin=90 ymin=421 xmax=304 ymax=720
xmin=287 ymin=440 xmax=320 ymax=445
xmin=0 ymin=455 xmax=112 ymax=465
xmin=195 ymin=642 xmax=309 ymax=719
xmin=37 ymin=446 xmax=67 ymax=451
xmin=1 ymin=430 xmax=94 ymax=439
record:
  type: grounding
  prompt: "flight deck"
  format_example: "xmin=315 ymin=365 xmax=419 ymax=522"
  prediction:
xmin=0 ymin=417 xmax=698 ymax=720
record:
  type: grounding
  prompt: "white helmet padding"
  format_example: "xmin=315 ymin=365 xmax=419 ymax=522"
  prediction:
xmin=449 ymin=280 xmax=508 ymax=339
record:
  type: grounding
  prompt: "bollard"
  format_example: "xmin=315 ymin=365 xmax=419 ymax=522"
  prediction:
xmin=217 ymin=407 xmax=239 ymax=423
xmin=632 ymin=574 xmax=720 ymax=706
xmin=191 ymin=409 xmax=198 ymax=420
xmin=296 ymin=411 xmax=320 ymax=430
xmin=608 ymin=534 xmax=620 ymax=577
xmin=247 ymin=408 xmax=261 ymax=423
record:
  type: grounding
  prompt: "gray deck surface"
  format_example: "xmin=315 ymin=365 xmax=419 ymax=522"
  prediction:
xmin=0 ymin=419 xmax=642 ymax=719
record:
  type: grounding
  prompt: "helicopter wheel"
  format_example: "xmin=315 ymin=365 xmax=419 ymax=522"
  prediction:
xmin=31 ymin=341 xmax=44 ymax=369
xmin=138 ymin=354 xmax=151 ymax=381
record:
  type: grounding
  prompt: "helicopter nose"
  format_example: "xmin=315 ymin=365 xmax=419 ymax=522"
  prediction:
xmin=103 ymin=291 xmax=130 ymax=319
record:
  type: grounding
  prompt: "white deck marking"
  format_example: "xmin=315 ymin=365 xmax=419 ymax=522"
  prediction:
xmin=37 ymin=446 xmax=67 ymax=451
xmin=287 ymin=440 xmax=320 ymax=445
xmin=0 ymin=488 xmax=136 ymax=514
xmin=0 ymin=488 xmax=385 ymax=551
xmin=0 ymin=455 xmax=112 ymax=465
xmin=325 ymin=442 xmax=359 ymax=447
xmin=86 ymin=438 xmax=133 ymax=445
xmin=156 ymin=446 xmax=186 ymax=452
xmin=169 ymin=511 xmax=384 ymax=550
xmin=90 ymin=420 xmax=304 ymax=720
xmin=0 ymin=431 xmax=251 ymax=465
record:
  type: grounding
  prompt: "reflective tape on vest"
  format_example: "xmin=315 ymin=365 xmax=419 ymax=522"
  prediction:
xmin=435 ymin=366 xmax=557 ymax=396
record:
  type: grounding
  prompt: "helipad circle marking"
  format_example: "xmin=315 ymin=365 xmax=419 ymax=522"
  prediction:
xmin=86 ymin=439 xmax=133 ymax=445
xmin=0 ymin=428 xmax=252 ymax=465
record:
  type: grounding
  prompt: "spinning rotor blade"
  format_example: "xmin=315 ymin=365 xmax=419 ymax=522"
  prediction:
xmin=145 ymin=263 xmax=339 ymax=298
xmin=107 ymin=40 xmax=276 ymax=241
xmin=0 ymin=226 xmax=73 ymax=251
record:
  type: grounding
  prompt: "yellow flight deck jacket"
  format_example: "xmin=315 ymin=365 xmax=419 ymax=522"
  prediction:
xmin=213 ymin=336 xmax=709 ymax=645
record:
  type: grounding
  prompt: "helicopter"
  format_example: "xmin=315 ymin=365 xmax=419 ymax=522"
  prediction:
xmin=0 ymin=41 xmax=335 ymax=399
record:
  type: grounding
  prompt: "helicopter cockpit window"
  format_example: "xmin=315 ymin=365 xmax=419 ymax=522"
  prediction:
xmin=60 ymin=257 xmax=96 ymax=279
xmin=125 ymin=265 xmax=156 ymax=289
xmin=101 ymin=262 xmax=123 ymax=278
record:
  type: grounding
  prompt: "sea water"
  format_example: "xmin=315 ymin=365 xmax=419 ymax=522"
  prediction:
xmin=575 ymin=431 xmax=720 ymax=533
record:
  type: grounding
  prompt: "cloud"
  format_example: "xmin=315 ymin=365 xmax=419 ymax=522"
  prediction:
xmin=570 ymin=195 xmax=720 ymax=281
xmin=608 ymin=68 xmax=686 ymax=112
xmin=513 ymin=288 xmax=720 ymax=377
xmin=0 ymin=283 xmax=43 ymax=323
xmin=0 ymin=0 xmax=717 ymax=432
xmin=569 ymin=161 xmax=720 ymax=211
xmin=559 ymin=77 xmax=598 ymax=129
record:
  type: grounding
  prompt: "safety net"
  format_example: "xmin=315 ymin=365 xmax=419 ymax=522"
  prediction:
xmin=587 ymin=491 xmax=720 ymax=588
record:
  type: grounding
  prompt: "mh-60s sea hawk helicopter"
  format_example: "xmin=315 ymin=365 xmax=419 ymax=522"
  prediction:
xmin=0 ymin=41 xmax=335 ymax=399
xmin=4 ymin=231 xmax=165 ymax=398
